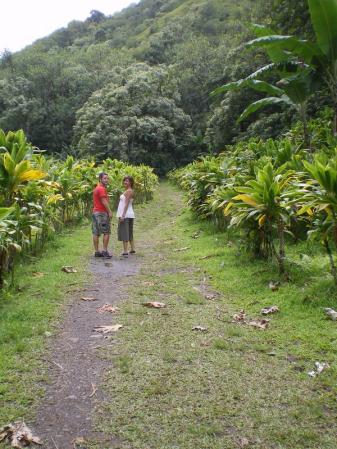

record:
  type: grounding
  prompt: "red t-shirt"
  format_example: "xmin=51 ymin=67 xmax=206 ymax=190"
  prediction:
xmin=93 ymin=184 xmax=109 ymax=213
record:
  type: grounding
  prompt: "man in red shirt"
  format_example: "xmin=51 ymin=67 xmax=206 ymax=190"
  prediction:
xmin=92 ymin=172 xmax=113 ymax=258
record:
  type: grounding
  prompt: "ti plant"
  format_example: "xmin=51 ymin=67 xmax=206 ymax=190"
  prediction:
xmin=226 ymin=163 xmax=294 ymax=274
xmin=295 ymin=153 xmax=337 ymax=285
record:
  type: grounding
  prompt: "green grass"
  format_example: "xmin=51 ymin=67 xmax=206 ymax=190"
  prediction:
xmin=1 ymin=183 xmax=337 ymax=448
xmin=94 ymin=182 xmax=337 ymax=449
xmin=0 ymin=222 xmax=92 ymax=426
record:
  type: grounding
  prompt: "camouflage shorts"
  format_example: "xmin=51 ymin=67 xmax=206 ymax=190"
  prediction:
xmin=92 ymin=212 xmax=111 ymax=236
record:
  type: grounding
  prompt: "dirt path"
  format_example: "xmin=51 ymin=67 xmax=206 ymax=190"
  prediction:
xmin=33 ymin=244 xmax=141 ymax=448
xmin=29 ymin=183 xmax=337 ymax=449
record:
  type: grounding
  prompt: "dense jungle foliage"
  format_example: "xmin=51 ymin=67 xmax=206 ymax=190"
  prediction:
xmin=169 ymin=0 xmax=337 ymax=287
xmin=0 ymin=0 xmax=317 ymax=174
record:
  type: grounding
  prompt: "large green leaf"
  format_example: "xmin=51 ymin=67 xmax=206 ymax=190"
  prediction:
xmin=238 ymin=96 xmax=294 ymax=122
xmin=308 ymin=0 xmax=337 ymax=61
xmin=246 ymin=35 xmax=319 ymax=64
xmin=251 ymin=24 xmax=289 ymax=62
xmin=212 ymin=79 xmax=283 ymax=97
xmin=277 ymin=68 xmax=317 ymax=103
xmin=0 ymin=207 xmax=14 ymax=220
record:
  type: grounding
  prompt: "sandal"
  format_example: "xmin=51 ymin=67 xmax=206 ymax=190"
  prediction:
xmin=121 ymin=253 xmax=128 ymax=257
xmin=102 ymin=251 xmax=112 ymax=259
xmin=129 ymin=250 xmax=136 ymax=254
xmin=94 ymin=251 xmax=104 ymax=257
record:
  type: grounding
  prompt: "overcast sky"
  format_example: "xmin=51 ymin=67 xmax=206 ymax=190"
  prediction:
xmin=0 ymin=0 xmax=137 ymax=53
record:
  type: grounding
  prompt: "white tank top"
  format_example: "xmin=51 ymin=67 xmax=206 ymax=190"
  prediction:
xmin=117 ymin=193 xmax=135 ymax=218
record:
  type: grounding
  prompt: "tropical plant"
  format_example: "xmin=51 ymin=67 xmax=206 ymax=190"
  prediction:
xmin=0 ymin=129 xmax=46 ymax=204
xmin=241 ymin=0 xmax=337 ymax=136
xmin=293 ymin=153 xmax=337 ymax=284
xmin=212 ymin=23 xmax=319 ymax=148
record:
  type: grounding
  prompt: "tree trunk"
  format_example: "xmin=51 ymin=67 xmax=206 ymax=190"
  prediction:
xmin=323 ymin=238 xmax=337 ymax=286
xmin=299 ymin=102 xmax=311 ymax=150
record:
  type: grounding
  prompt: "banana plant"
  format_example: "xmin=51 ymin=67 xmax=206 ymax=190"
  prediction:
xmin=212 ymin=21 xmax=318 ymax=148
xmin=241 ymin=0 xmax=337 ymax=136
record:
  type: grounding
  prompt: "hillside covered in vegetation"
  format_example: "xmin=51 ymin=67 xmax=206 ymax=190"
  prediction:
xmin=0 ymin=0 xmax=315 ymax=172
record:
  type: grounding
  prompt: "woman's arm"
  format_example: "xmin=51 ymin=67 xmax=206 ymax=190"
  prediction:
xmin=120 ymin=190 xmax=133 ymax=220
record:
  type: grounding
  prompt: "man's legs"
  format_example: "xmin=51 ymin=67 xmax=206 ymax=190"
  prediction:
xmin=93 ymin=234 xmax=99 ymax=252
xmin=103 ymin=234 xmax=110 ymax=252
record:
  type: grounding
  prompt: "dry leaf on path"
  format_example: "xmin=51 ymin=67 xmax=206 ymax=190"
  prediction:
xmin=173 ymin=247 xmax=190 ymax=252
xmin=32 ymin=272 xmax=44 ymax=278
xmin=89 ymin=383 xmax=97 ymax=398
xmin=80 ymin=296 xmax=97 ymax=302
xmin=324 ymin=308 xmax=337 ymax=321
xmin=247 ymin=319 xmax=270 ymax=330
xmin=61 ymin=266 xmax=78 ymax=273
xmin=238 ymin=437 xmax=249 ymax=448
xmin=192 ymin=325 xmax=208 ymax=332
xmin=142 ymin=281 xmax=155 ymax=287
xmin=96 ymin=304 xmax=119 ymax=314
xmin=200 ymin=254 xmax=215 ymax=260
xmin=0 ymin=422 xmax=42 ymax=447
xmin=232 ymin=310 xmax=246 ymax=322
xmin=261 ymin=305 xmax=279 ymax=315
xmin=143 ymin=301 xmax=166 ymax=308
xmin=93 ymin=324 xmax=123 ymax=334
xmin=73 ymin=436 xmax=86 ymax=448
xmin=269 ymin=281 xmax=280 ymax=291
xmin=205 ymin=293 xmax=216 ymax=301
xmin=308 ymin=361 xmax=330 ymax=377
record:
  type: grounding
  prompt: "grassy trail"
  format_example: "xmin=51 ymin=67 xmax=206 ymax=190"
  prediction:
xmin=92 ymin=183 xmax=337 ymax=449
xmin=1 ymin=182 xmax=337 ymax=449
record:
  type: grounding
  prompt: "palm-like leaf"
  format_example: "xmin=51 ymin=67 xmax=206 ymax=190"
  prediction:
xmin=308 ymin=0 xmax=337 ymax=60
xmin=212 ymin=79 xmax=284 ymax=97
xmin=238 ymin=96 xmax=294 ymax=122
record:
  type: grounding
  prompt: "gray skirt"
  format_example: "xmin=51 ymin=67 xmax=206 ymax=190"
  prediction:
xmin=118 ymin=218 xmax=134 ymax=241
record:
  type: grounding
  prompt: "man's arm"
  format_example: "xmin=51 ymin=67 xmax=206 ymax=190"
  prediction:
xmin=101 ymin=197 xmax=112 ymax=218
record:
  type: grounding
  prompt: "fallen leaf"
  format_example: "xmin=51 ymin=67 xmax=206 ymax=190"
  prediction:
xmin=232 ymin=310 xmax=246 ymax=322
xmin=143 ymin=301 xmax=166 ymax=308
xmin=96 ymin=304 xmax=119 ymax=314
xmin=238 ymin=437 xmax=249 ymax=448
xmin=0 ymin=422 xmax=42 ymax=448
xmin=192 ymin=325 xmax=208 ymax=332
xmin=205 ymin=294 xmax=216 ymax=301
xmin=142 ymin=281 xmax=155 ymax=287
xmin=93 ymin=324 xmax=123 ymax=334
xmin=247 ymin=319 xmax=269 ymax=330
xmin=269 ymin=281 xmax=280 ymax=291
xmin=61 ymin=266 xmax=78 ymax=273
xmin=174 ymin=247 xmax=190 ymax=252
xmin=80 ymin=296 xmax=98 ymax=302
xmin=200 ymin=254 xmax=214 ymax=260
xmin=261 ymin=305 xmax=279 ymax=315
xmin=89 ymin=383 xmax=97 ymax=398
xmin=308 ymin=361 xmax=330 ymax=377
xmin=324 ymin=308 xmax=337 ymax=321
xmin=73 ymin=437 xmax=86 ymax=448
xmin=32 ymin=272 xmax=44 ymax=278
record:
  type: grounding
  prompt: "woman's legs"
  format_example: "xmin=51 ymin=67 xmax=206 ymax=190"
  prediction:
xmin=122 ymin=240 xmax=128 ymax=254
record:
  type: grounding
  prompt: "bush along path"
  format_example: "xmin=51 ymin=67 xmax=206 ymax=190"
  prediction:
xmin=1 ymin=182 xmax=337 ymax=449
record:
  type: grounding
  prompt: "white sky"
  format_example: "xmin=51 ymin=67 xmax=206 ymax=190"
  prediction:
xmin=0 ymin=0 xmax=137 ymax=53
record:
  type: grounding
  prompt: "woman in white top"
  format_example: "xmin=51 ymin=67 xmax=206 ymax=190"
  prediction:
xmin=117 ymin=176 xmax=135 ymax=257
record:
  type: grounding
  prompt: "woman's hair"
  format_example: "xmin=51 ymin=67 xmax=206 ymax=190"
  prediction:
xmin=123 ymin=176 xmax=134 ymax=188
xmin=98 ymin=172 xmax=108 ymax=180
